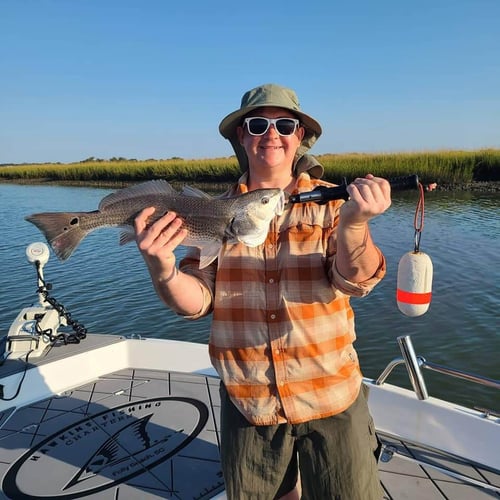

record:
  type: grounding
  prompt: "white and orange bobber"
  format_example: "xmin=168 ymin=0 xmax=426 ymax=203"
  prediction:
xmin=396 ymin=251 xmax=433 ymax=317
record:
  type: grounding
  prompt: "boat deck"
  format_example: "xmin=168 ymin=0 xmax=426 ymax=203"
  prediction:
xmin=0 ymin=336 xmax=498 ymax=499
xmin=378 ymin=433 xmax=499 ymax=499
xmin=0 ymin=361 xmax=224 ymax=499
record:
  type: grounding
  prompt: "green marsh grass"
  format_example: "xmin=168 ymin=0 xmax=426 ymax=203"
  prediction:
xmin=1 ymin=149 xmax=499 ymax=186
xmin=319 ymin=149 xmax=500 ymax=185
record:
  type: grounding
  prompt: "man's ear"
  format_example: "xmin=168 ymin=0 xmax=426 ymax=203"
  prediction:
xmin=236 ymin=125 xmax=244 ymax=145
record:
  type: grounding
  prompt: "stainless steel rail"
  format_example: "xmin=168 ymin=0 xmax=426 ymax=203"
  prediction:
xmin=423 ymin=360 xmax=500 ymax=389
xmin=375 ymin=335 xmax=500 ymax=401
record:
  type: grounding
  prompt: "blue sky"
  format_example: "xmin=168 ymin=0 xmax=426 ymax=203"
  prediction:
xmin=1 ymin=0 xmax=499 ymax=164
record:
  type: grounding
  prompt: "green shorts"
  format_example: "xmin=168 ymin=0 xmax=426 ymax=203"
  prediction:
xmin=219 ymin=383 xmax=382 ymax=500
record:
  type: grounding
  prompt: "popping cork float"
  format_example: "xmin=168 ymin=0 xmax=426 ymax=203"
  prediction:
xmin=397 ymin=251 xmax=433 ymax=317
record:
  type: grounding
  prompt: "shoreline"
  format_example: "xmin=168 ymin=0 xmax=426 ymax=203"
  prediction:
xmin=1 ymin=179 xmax=499 ymax=192
xmin=433 ymin=180 xmax=500 ymax=192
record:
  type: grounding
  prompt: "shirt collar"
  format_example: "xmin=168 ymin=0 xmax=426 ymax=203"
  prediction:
xmin=235 ymin=171 xmax=313 ymax=196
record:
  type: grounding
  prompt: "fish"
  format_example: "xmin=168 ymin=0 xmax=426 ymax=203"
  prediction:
xmin=25 ymin=179 xmax=285 ymax=268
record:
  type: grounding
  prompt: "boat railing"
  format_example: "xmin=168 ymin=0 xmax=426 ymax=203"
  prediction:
xmin=375 ymin=335 xmax=500 ymax=412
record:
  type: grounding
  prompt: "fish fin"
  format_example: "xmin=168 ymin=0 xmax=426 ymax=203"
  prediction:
xmin=198 ymin=241 xmax=222 ymax=269
xmin=25 ymin=212 xmax=90 ymax=261
xmin=181 ymin=185 xmax=212 ymax=199
xmin=119 ymin=227 xmax=136 ymax=246
xmin=99 ymin=180 xmax=177 ymax=210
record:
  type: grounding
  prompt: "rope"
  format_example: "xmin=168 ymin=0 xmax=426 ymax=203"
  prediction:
xmin=413 ymin=182 xmax=425 ymax=252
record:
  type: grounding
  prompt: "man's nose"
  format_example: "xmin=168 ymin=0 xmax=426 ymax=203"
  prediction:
xmin=265 ymin=124 xmax=279 ymax=136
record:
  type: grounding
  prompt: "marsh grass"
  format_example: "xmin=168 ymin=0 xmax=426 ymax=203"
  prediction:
xmin=1 ymin=149 xmax=499 ymax=186
xmin=319 ymin=149 xmax=500 ymax=185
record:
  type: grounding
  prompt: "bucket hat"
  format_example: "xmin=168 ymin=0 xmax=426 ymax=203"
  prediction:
xmin=219 ymin=83 xmax=323 ymax=177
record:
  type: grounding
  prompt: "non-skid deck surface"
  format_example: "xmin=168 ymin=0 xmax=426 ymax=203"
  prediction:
xmin=0 ymin=350 xmax=498 ymax=498
xmin=378 ymin=433 xmax=500 ymax=499
xmin=0 ymin=367 xmax=224 ymax=499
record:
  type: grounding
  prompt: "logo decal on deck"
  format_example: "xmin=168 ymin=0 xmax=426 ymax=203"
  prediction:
xmin=3 ymin=397 xmax=209 ymax=499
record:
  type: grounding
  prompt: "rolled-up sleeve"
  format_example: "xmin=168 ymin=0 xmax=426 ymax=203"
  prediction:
xmin=330 ymin=250 xmax=386 ymax=297
xmin=179 ymin=251 xmax=216 ymax=319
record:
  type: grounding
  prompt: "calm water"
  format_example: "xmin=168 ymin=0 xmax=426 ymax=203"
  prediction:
xmin=0 ymin=183 xmax=498 ymax=410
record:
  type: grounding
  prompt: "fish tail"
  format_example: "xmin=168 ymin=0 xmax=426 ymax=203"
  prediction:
xmin=25 ymin=212 xmax=91 ymax=261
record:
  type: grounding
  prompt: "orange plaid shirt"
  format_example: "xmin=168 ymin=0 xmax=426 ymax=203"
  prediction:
xmin=180 ymin=172 xmax=386 ymax=425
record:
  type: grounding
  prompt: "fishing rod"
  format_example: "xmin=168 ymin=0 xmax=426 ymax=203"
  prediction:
xmin=288 ymin=174 xmax=420 ymax=204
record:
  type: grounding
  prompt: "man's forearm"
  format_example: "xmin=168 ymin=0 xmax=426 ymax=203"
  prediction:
xmin=150 ymin=267 xmax=206 ymax=316
xmin=335 ymin=222 xmax=382 ymax=282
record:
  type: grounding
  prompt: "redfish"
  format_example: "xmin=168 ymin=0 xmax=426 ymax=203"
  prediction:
xmin=26 ymin=180 xmax=284 ymax=268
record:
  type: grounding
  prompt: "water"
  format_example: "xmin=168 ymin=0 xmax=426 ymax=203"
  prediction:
xmin=0 ymin=183 xmax=498 ymax=411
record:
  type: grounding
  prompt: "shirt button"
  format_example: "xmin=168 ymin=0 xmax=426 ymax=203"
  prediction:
xmin=270 ymin=314 xmax=276 ymax=320
xmin=275 ymin=349 xmax=281 ymax=355
xmin=268 ymin=244 xmax=274 ymax=249
xmin=268 ymin=278 xmax=274 ymax=284
xmin=279 ymin=381 xmax=285 ymax=386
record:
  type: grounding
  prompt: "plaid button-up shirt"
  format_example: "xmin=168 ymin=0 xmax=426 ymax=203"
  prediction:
xmin=180 ymin=172 xmax=386 ymax=425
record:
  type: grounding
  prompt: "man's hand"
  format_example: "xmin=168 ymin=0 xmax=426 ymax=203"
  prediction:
xmin=134 ymin=208 xmax=188 ymax=280
xmin=340 ymin=174 xmax=391 ymax=226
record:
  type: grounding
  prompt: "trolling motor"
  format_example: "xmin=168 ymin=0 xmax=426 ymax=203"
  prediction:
xmin=3 ymin=243 xmax=87 ymax=361
xmin=4 ymin=243 xmax=65 ymax=359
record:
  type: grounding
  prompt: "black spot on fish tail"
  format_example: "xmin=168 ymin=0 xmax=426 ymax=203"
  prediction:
xmin=25 ymin=212 xmax=91 ymax=261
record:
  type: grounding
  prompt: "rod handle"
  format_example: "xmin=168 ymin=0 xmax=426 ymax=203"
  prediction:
xmin=288 ymin=174 xmax=420 ymax=204
xmin=389 ymin=174 xmax=420 ymax=191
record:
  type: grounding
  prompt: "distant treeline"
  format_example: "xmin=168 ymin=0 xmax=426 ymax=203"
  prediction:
xmin=1 ymin=149 xmax=499 ymax=187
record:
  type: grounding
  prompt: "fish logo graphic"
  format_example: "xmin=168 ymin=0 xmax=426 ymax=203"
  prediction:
xmin=3 ymin=397 xmax=215 ymax=499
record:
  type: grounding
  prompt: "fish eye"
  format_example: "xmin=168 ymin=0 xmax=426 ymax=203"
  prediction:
xmin=261 ymin=197 xmax=270 ymax=204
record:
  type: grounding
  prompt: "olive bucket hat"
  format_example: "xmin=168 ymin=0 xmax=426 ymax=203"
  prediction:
xmin=219 ymin=83 xmax=324 ymax=178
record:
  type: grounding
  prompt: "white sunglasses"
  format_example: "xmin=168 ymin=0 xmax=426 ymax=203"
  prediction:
xmin=243 ymin=117 xmax=300 ymax=136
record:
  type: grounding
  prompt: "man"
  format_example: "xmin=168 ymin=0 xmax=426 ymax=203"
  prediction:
xmin=135 ymin=84 xmax=390 ymax=499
